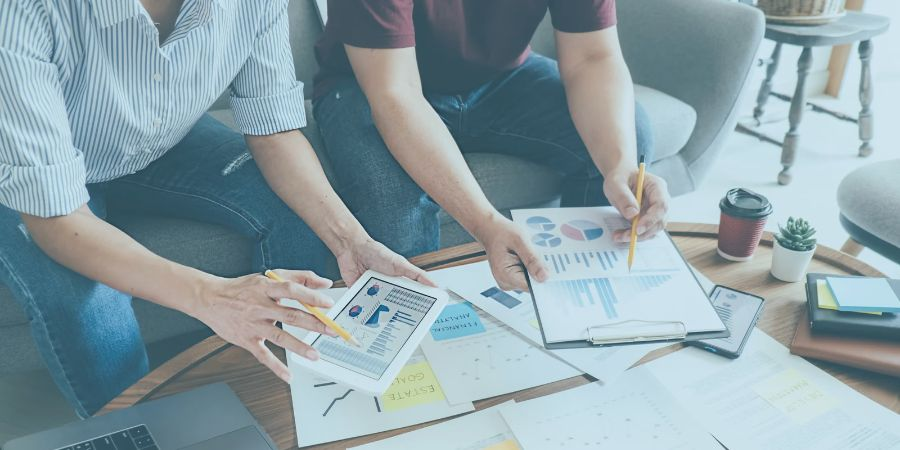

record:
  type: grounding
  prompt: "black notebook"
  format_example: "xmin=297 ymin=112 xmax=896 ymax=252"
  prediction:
xmin=806 ymin=273 xmax=900 ymax=341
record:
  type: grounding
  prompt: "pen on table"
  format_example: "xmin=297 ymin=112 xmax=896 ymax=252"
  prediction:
xmin=627 ymin=155 xmax=647 ymax=272
xmin=264 ymin=270 xmax=361 ymax=347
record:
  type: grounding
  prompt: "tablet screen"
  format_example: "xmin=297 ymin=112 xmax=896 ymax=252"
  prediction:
xmin=311 ymin=277 xmax=438 ymax=379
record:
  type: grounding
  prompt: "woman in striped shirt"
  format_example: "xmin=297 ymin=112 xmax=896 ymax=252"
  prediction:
xmin=0 ymin=0 xmax=432 ymax=417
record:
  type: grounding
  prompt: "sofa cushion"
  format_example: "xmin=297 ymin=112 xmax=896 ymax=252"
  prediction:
xmin=634 ymin=85 xmax=696 ymax=161
xmin=837 ymin=160 xmax=900 ymax=248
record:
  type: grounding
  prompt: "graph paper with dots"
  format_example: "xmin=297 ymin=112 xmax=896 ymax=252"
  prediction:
xmin=500 ymin=366 xmax=721 ymax=449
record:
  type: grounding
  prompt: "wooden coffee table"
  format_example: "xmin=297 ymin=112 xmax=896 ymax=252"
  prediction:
xmin=101 ymin=223 xmax=900 ymax=449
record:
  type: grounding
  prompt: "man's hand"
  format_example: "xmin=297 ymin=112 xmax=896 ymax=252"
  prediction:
xmin=603 ymin=169 xmax=670 ymax=243
xmin=191 ymin=269 xmax=338 ymax=383
xmin=335 ymin=236 xmax=435 ymax=287
xmin=474 ymin=216 xmax=549 ymax=292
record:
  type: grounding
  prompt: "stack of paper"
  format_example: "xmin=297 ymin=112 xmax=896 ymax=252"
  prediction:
xmin=284 ymin=289 xmax=474 ymax=447
xmin=500 ymin=368 xmax=721 ymax=449
xmin=511 ymin=207 xmax=727 ymax=346
xmin=348 ymin=402 xmax=520 ymax=450
xmin=644 ymin=332 xmax=900 ymax=450
xmin=288 ymin=347 xmax=475 ymax=447
xmin=825 ymin=277 xmax=900 ymax=313
xmin=351 ymin=368 xmax=723 ymax=450
xmin=427 ymin=261 xmax=666 ymax=385
xmin=282 ymin=256 xmax=670 ymax=448
xmin=420 ymin=295 xmax=581 ymax=405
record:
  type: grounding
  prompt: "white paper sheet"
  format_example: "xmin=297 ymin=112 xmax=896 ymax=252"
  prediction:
xmin=284 ymin=289 xmax=474 ymax=447
xmin=511 ymin=207 xmax=726 ymax=343
xmin=349 ymin=402 xmax=521 ymax=450
xmin=428 ymin=261 xmax=665 ymax=385
xmin=420 ymin=296 xmax=580 ymax=404
xmin=287 ymin=349 xmax=474 ymax=447
xmin=500 ymin=367 xmax=721 ymax=449
xmin=643 ymin=331 xmax=900 ymax=450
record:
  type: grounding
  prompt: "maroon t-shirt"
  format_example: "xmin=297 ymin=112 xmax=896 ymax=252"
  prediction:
xmin=313 ymin=0 xmax=616 ymax=98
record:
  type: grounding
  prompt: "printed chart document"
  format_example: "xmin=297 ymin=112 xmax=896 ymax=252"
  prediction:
xmin=511 ymin=207 xmax=726 ymax=346
xmin=429 ymin=261 xmax=665 ymax=385
xmin=644 ymin=331 xmax=900 ymax=450
xmin=420 ymin=296 xmax=580 ymax=404
xmin=288 ymin=349 xmax=474 ymax=447
xmin=500 ymin=367 xmax=721 ymax=449
xmin=284 ymin=289 xmax=473 ymax=447
xmin=349 ymin=402 xmax=521 ymax=450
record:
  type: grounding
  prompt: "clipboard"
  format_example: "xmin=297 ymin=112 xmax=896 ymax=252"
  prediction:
xmin=524 ymin=232 xmax=730 ymax=350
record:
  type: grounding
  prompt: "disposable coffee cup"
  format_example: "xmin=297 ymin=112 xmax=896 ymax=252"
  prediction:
xmin=717 ymin=188 xmax=773 ymax=262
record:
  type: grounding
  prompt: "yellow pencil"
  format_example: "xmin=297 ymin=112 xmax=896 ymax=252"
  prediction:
xmin=627 ymin=156 xmax=647 ymax=272
xmin=264 ymin=270 xmax=361 ymax=347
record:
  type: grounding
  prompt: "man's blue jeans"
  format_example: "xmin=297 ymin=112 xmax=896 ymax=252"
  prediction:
xmin=0 ymin=115 xmax=331 ymax=417
xmin=315 ymin=54 xmax=653 ymax=259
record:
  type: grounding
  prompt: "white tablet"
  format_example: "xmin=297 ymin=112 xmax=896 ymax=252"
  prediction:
xmin=290 ymin=270 xmax=448 ymax=394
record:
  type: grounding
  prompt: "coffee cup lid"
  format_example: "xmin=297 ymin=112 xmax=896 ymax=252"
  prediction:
xmin=719 ymin=188 xmax=773 ymax=219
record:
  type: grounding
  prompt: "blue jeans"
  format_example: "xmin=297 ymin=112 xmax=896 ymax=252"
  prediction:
xmin=0 ymin=115 xmax=330 ymax=417
xmin=314 ymin=53 xmax=653 ymax=258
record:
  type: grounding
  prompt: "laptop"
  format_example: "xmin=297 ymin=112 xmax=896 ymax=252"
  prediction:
xmin=3 ymin=383 xmax=275 ymax=450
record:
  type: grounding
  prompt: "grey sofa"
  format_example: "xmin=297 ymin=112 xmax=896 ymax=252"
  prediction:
xmin=837 ymin=160 xmax=900 ymax=263
xmin=0 ymin=0 xmax=764 ymax=375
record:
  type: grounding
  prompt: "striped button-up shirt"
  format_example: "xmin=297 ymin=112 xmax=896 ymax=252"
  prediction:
xmin=0 ymin=0 xmax=306 ymax=218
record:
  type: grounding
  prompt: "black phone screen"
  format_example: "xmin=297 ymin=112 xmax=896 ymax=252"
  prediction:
xmin=691 ymin=286 xmax=764 ymax=357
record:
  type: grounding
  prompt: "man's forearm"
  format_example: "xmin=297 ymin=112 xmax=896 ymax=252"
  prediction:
xmin=562 ymin=55 xmax=638 ymax=176
xmin=367 ymin=94 xmax=501 ymax=237
xmin=246 ymin=131 xmax=371 ymax=256
xmin=21 ymin=207 xmax=216 ymax=315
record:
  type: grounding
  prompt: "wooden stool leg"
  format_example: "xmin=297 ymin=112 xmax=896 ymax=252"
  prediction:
xmin=778 ymin=47 xmax=812 ymax=186
xmin=858 ymin=39 xmax=874 ymax=157
xmin=753 ymin=43 xmax=782 ymax=124
xmin=841 ymin=237 xmax=865 ymax=256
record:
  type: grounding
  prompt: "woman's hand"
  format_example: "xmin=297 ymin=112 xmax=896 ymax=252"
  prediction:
xmin=334 ymin=236 xmax=435 ymax=287
xmin=191 ymin=269 xmax=338 ymax=382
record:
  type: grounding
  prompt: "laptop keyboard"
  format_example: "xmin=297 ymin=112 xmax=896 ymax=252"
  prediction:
xmin=56 ymin=425 xmax=157 ymax=450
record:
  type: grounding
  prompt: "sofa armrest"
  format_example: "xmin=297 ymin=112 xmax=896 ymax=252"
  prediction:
xmin=617 ymin=0 xmax=764 ymax=191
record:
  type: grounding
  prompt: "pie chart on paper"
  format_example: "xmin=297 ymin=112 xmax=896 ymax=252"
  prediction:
xmin=561 ymin=220 xmax=604 ymax=241
xmin=532 ymin=232 xmax=562 ymax=248
xmin=526 ymin=216 xmax=556 ymax=232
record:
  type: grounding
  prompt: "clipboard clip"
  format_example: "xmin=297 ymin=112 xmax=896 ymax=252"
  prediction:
xmin=586 ymin=320 xmax=687 ymax=345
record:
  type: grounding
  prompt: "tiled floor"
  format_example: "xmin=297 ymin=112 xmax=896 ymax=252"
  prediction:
xmin=2 ymin=4 xmax=898 ymax=445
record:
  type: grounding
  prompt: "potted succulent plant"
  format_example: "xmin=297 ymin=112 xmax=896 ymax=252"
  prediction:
xmin=771 ymin=217 xmax=817 ymax=282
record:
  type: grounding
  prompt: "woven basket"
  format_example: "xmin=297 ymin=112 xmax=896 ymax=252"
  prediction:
xmin=757 ymin=0 xmax=846 ymax=25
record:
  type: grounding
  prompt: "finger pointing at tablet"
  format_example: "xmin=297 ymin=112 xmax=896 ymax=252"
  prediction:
xmin=188 ymin=270 xmax=342 ymax=384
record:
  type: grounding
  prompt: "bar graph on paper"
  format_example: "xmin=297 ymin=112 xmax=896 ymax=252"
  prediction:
xmin=543 ymin=251 xmax=621 ymax=275
xmin=543 ymin=248 xmax=680 ymax=276
xmin=545 ymin=275 xmax=674 ymax=320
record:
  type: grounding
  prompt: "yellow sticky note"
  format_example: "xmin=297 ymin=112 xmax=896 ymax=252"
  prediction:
xmin=483 ymin=439 xmax=521 ymax=450
xmin=528 ymin=318 xmax=540 ymax=330
xmin=752 ymin=369 xmax=838 ymax=423
xmin=380 ymin=361 xmax=446 ymax=412
xmin=817 ymin=280 xmax=881 ymax=315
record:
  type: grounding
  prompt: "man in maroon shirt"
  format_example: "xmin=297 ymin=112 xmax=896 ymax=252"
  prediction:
xmin=313 ymin=0 xmax=668 ymax=291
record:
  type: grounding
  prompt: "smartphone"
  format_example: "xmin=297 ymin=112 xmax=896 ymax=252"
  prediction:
xmin=688 ymin=285 xmax=765 ymax=359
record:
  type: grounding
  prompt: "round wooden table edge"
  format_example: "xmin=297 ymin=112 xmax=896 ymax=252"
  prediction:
xmin=99 ymin=222 xmax=882 ymax=415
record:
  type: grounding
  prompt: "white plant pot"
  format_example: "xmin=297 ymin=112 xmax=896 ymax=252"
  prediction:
xmin=770 ymin=240 xmax=816 ymax=282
